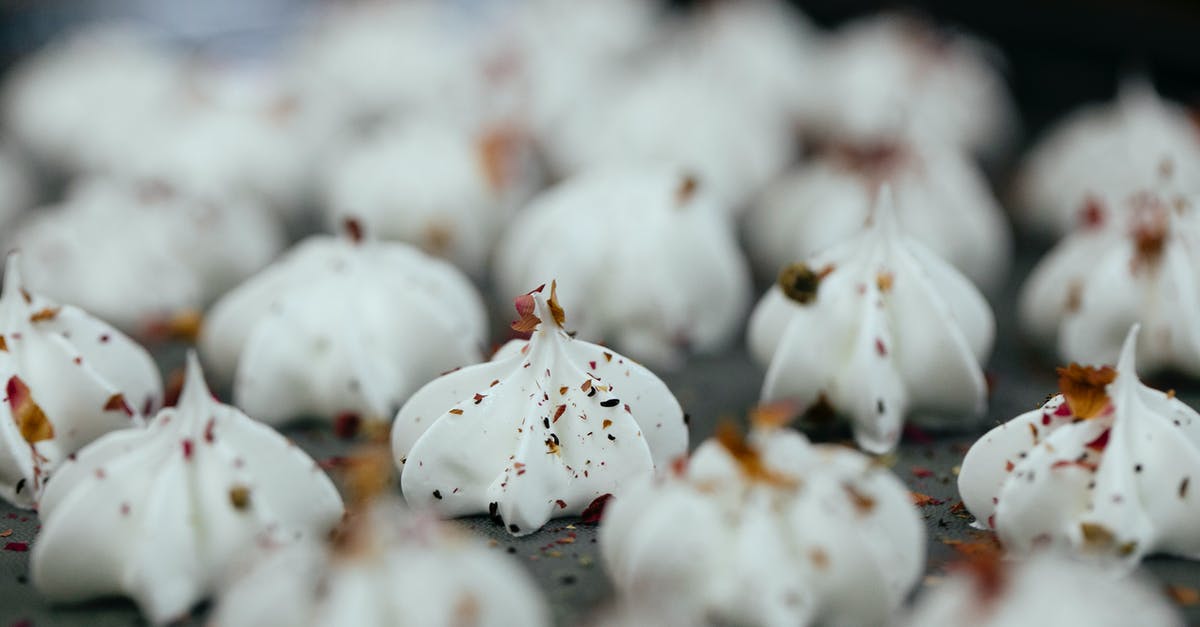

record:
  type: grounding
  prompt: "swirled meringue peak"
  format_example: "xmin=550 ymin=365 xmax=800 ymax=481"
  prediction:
xmin=200 ymin=233 xmax=487 ymax=426
xmin=748 ymin=187 xmax=994 ymax=453
xmin=959 ymin=325 xmax=1200 ymax=570
xmin=0 ymin=254 xmax=161 ymax=508
xmin=392 ymin=282 xmax=687 ymax=537
xmin=31 ymin=353 xmax=344 ymax=625
xmin=600 ymin=418 xmax=925 ymax=627
xmin=745 ymin=138 xmax=1011 ymax=291
xmin=1020 ymin=190 xmax=1200 ymax=378
xmin=900 ymin=552 xmax=1183 ymax=627
xmin=493 ymin=166 xmax=752 ymax=368
xmin=210 ymin=498 xmax=550 ymax=627
xmin=1014 ymin=80 xmax=1200 ymax=236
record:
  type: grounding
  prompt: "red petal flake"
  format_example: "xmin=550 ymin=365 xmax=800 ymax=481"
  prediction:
xmin=580 ymin=494 xmax=613 ymax=524
xmin=7 ymin=376 xmax=53 ymax=443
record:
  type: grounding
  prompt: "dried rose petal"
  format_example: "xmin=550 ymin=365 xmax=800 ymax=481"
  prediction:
xmin=580 ymin=494 xmax=613 ymax=524
xmin=1056 ymin=364 xmax=1115 ymax=419
xmin=7 ymin=376 xmax=53 ymax=443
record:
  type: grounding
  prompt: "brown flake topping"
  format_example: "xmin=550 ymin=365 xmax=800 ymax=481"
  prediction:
xmin=7 ymin=376 xmax=52 ymax=444
xmin=1056 ymin=364 xmax=1115 ymax=419
xmin=714 ymin=422 xmax=798 ymax=488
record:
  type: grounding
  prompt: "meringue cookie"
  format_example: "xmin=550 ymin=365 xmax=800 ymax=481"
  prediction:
xmin=1019 ymin=191 xmax=1200 ymax=377
xmin=747 ymin=187 xmax=994 ymax=453
xmin=600 ymin=424 xmax=925 ymax=627
xmin=200 ymin=235 xmax=486 ymax=426
xmin=392 ymin=284 xmax=687 ymax=536
xmin=9 ymin=177 xmax=284 ymax=332
xmin=746 ymin=138 xmax=1011 ymax=291
xmin=31 ymin=353 xmax=344 ymax=625
xmin=0 ymin=255 xmax=161 ymax=508
xmin=1014 ymin=80 xmax=1200 ymax=236
xmin=113 ymin=63 xmax=324 ymax=218
xmin=541 ymin=55 xmax=796 ymax=208
xmin=322 ymin=119 xmax=540 ymax=276
xmin=493 ymin=167 xmax=752 ymax=367
xmin=809 ymin=14 xmax=1017 ymax=158
xmin=287 ymin=0 xmax=493 ymax=131
xmin=4 ymin=23 xmax=178 ymax=173
xmin=900 ymin=554 xmax=1183 ymax=627
xmin=210 ymin=499 xmax=550 ymax=627
xmin=959 ymin=325 xmax=1200 ymax=569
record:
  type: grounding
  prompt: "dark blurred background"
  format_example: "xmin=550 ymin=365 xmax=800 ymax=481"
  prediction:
xmin=0 ymin=0 xmax=1196 ymax=139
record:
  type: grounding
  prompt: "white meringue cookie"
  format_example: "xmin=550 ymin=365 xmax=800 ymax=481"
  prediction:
xmin=809 ymin=14 xmax=1017 ymax=158
xmin=392 ymin=284 xmax=687 ymax=536
xmin=747 ymin=188 xmax=994 ymax=453
xmin=322 ymin=119 xmax=540 ymax=277
xmin=1014 ymin=81 xmax=1200 ymax=236
xmin=959 ymin=325 xmax=1200 ymax=569
xmin=210 ymin=499 xmax=551 ymax=627
xmin=31 ymin=353 xmax=344 ymax=625
xmin=200 ymin=235 xmax=486 ymax=426
xmin=493 ymin=166 xmax=752 ymax=368
xmin=542 ymin=56 xmax=796 ymax=208
xmin=3 ymin=23 xmax=179 ymax=173
xmin=0 ymin=255 xmax=161 ymax=508
xmin=8 ymin=177 xmax=284 ymax=332
xmin=746 ymin=139 xmax=1011 ymax=291
xmin=600 ymin=425 xmax=925 ymax=627
xmin=1019 ymin=191 xmax=1200 ymax=377
xmin=113 ymin=63 xmax=324 ymax=218
xmin=287 ymin=0 xmax=493 ymax=131
xmin=900 ymin=554 xmax=1183 ymax=627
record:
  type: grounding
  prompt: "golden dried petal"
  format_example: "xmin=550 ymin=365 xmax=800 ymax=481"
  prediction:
xmin=1056 ymin=364 xmax=1115 ymax=419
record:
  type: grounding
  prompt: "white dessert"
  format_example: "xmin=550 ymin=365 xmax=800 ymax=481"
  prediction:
xmin=809 ymin=14 xmax=1017 ymax=158
xmin=393 ymin=283 xmax=687 ymax=536
xmin=745 ymin=138 xmax=1011 ymax=291
xmin=901 ymin=554 xmax=1183 ymax=627
xmin=4 ymin=23 xmax=179 ymax=173
xmin=959 ymin=325 xmax=1200 ymax=569
xmin=9 ymin=177 xmax=283 ymax=332
xmin=322 ymin=118 xmax=540 ymax=277
xmin=493 ymin=166 xmax=752 ymax=368
xmin=200 ymin=234 xmax=486 ymax=426
xmin=748 ymin=187 xmax=994 ymax=453
xmin=0 ymin=254 xmax=161 ymax=508
xmin=31 ymin=353 xmax=344 ymax=624
xmin=600 ymin=420 xmax=925 ymax=627
xmin=287 ymin=0 xmax=492 ymax=131
xmin=209 ymin=499 xmax=551 ymax=627
xmin=113 ymin=63 xmax=323 ymax=219
xmin=1014 ymin=80 xmax=1200 ymax=236
xmin=1020 ymin=191 xmax=1200 ymax=377
xmin=541 ymin=55 xmax=796 ymax=208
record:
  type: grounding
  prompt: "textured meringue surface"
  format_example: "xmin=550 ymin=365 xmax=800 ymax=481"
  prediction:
xmin=1020 ymin=191 xmax=1200 ymax=378
xmin=0 ymin=255 xmax=161 ymax=508
xmin=200 ymin=235 xmax=486 ymax=426
xmin=809 ymin=13 xmax=1017 ymax=157
xmin=210 ymin=499 xmax=551 ymax=627
xmin=901 ymin=554 xmax=1183 ymax=627
xmin=960 ymin=326 xmax=1200 ymax=569
xmin=600 ymin=425 xmax=925 ymax=627
xmin=748 ymin=189 xmax=994 ymax=453
xmin=322 ymin=119 xmax=540 ymax=276
xmin=746 ymin=139 xmax=1011 ymax=291
xmin=1014 ymin=81 xmax=1200 ymax=236
xmin=9 ymin=177 xmax=284 ymax=332
xmin=393 ymin=284 xmax=687 ymax=536
xmin=493 ymin=166 xmax=752 ymax=368
xmin=31 ymin=354 xmax=343 ymax=625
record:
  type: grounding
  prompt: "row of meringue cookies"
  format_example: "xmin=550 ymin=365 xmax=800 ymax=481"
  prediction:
xmin=0 ymin=4 xmax=1026 ymax=350
xmin=0 ymin=251 xmax=551 ymax=625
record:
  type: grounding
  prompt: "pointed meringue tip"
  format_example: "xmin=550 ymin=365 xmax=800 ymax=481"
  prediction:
xmin=179 ymin=350 xmax=212 ymax=407
xmin=2 ymin=252 xmax=22 ymax=296
xmin=869 ymin=184 xmax=900 ymax=235
xmin=1116 ymin=324 xmax=1141 ymax=376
